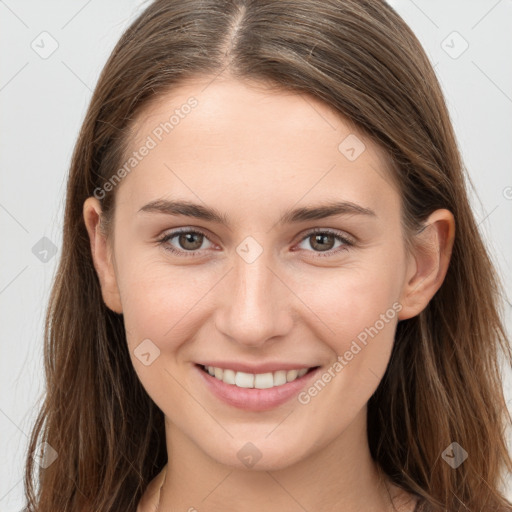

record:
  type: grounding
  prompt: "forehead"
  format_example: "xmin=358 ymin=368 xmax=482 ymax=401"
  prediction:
xmin=117 ymin=77 xmax=398 ymax=218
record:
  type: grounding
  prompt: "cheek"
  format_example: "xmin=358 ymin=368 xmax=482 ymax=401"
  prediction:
xmin=116 ymin=258 xmax=215 ymax=410
xmin=116 ymin=251 xmax=222 ymax=353
xmin=290 ymin=248 xmax=405 ymax=404
xmin=293 ymin=285 xmax=400 ymax=427
xmin=297 ymin=254 xmax=404 ymax=345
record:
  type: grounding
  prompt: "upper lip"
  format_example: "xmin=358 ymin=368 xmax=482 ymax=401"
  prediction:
xmin=196 ymin=361 xmax=319 ymax=374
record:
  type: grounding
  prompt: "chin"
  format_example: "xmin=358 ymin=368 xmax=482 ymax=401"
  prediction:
xmin=201 ymin=435 xmax=315 ymax=471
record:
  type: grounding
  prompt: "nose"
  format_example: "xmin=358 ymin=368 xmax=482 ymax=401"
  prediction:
xmin=213 ymin=246 xmax=294 ymax=348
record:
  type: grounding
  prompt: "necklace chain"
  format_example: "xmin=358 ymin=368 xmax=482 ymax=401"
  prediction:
xmin=154 ymin=466 xmax=166 ymax=511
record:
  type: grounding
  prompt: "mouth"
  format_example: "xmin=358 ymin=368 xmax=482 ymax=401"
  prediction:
xmin=197 ymin=364 xmax=319 ymax=389
xmin=195 ymin=363 xmax=321 ymax=411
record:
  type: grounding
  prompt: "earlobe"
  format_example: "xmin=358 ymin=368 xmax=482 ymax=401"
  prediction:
xmin=83 ymin=197 xmax=123 ymax=314
xmin=397 ymin=209 xmax=455 ymax=321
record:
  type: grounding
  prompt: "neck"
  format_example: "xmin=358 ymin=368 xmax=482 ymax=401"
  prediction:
xmin=157 ymin=410 xmax=407 ymax=512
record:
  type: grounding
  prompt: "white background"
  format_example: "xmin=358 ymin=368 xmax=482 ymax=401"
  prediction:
xmin=1 ymin=0 xmax=511 ymax=509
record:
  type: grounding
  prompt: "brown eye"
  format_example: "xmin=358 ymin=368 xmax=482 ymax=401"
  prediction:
xmin=296 ymin=229 xmax=354 ymax=257
xmin=158 ymin=229 xmax=213 ymax=256
xmin=177 ymin=232 xmax=204 ymax=251
xmin=309 ymin=233 xmax=336 ymax=252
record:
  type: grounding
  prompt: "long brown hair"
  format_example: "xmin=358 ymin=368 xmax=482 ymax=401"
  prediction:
xmin=24 ymin=1 xmax=512 ymax=510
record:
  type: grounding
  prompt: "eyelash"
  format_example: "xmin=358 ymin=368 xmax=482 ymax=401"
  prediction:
xmin=157 ymin=227 xmax=354 ymax=258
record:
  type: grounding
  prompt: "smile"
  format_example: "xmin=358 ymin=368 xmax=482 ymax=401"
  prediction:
xmin=200 ymin=364 xmax=315 ymax=389
xmin=195 ymin=361 xmax=322 ymax=411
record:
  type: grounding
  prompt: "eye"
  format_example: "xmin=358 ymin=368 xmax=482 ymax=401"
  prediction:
xmin=295 ymin=228 xmax=354 ymax=257
xmin=157 ymin=228 xmax=214 ymax=256
xmin=157 ymin=227 xmax=354 ymax=258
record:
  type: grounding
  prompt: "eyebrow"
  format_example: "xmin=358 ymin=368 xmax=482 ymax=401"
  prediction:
xmin=138 ymin=199 xmax=376 ymax=226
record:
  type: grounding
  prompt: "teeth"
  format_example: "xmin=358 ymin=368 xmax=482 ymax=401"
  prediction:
xmin=223 ymin=369 xmax=236 ymax=385
xmin=273 ymin=370 xmax=287 ymax=386
xmin=203 ymin=365 xmax=312 ymax=388
xmin=235 ymin=371 xmax=254 ymax=388
xmin=254 ymin=372 xmax=273 ymax=389
xmin=286 ymin=369 xmax=298 ymax=382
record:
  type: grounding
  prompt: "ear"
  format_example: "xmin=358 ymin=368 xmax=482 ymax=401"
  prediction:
xmin=83 ymin=197 xmax=123 ymax=314
xmin=397 ymin=209 xmax=455 ymax=321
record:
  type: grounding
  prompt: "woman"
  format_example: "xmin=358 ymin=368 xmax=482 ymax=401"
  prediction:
xmin=24 ymin=1 xmax=512 ymax=511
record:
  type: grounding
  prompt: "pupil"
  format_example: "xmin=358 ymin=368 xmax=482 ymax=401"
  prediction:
xmin=312 ymin=234 xmax=333 ymax=251
xmin=180 ymin=233 xmax=202 ymax=250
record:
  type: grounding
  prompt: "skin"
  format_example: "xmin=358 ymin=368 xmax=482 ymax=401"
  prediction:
xmin=84 ymin=75 xmax=455 ymax=512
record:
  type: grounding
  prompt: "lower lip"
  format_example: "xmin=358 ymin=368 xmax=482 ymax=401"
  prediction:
xmin=195 ymin=364 xmax=321 ymax=411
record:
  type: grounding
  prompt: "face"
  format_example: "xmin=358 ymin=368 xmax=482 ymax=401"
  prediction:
xmin=85 ymin=76 xmax=430 ymax=471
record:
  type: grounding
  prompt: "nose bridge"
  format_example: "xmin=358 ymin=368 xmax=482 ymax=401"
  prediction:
xmin=215 ymin=240 xmax=292 ymax=346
